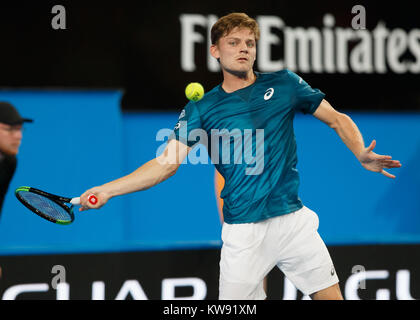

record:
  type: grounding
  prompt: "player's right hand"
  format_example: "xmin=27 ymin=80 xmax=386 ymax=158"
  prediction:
xmin=79 ymin=187 xmax=111 ymax=211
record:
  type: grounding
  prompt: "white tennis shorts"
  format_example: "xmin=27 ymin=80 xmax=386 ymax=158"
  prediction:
xmin=219 ymin=206 xmax=339 ymax=299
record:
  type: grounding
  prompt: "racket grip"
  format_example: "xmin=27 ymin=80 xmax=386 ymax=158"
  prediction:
xmin=70 ymin=197 xmax=81 ymax=205
xmin=70 ymin=195 xmax=98 ymax=206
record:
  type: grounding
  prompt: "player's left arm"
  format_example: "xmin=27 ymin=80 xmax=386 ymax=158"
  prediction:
xmin=312 ymin=99 xmax=402 ymax=178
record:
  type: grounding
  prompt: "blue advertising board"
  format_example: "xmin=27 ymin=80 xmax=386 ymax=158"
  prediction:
xmin=0 ymin=90 xmax=418 ymax=255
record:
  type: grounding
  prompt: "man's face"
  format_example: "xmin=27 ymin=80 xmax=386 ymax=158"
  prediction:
xmin=0 ymin=123 xmax=23 ymax=156
xmin=211 ymin=27 xmax=257 ymax=77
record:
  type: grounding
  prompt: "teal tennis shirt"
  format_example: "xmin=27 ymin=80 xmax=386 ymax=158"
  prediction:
xmin=170 ymin=69 xmax=325 ymax=224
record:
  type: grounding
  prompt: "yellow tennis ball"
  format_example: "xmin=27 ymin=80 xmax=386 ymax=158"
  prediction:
xmin=185 ymin=82 xmax=204 ymax=102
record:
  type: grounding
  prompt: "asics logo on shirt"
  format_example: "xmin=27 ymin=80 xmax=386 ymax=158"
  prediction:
xmin=178 ymin=109 xmax=186 ymax=119
xmin=264 ymin=88 xmax=274 ymax=100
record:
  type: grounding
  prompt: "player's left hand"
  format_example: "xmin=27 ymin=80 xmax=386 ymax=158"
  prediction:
xmin=358 ymin=140 xmax=402 ymax=178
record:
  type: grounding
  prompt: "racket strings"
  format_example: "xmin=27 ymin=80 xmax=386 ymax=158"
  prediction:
xmin=18 ymin=191 xmax=72 ymax=222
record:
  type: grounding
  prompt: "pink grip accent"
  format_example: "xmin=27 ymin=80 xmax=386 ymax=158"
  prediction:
xmin=88 ymin=194 xmax=98 ymax=205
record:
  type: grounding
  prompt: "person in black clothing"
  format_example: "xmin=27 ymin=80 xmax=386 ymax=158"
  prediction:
xmin=0 ymin=102 xmax=33 ymax=215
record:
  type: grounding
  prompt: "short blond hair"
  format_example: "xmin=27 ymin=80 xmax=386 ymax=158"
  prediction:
xmin=211 ymin=13 xmax=260 ymax=45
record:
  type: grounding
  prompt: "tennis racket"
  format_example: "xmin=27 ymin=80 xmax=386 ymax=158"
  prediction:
xmin=15 ymin=186 xmax=98 ymax=225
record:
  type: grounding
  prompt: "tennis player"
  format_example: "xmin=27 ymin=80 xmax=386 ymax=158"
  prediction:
xmin=79 ymin=13 xmax=402 ymax=300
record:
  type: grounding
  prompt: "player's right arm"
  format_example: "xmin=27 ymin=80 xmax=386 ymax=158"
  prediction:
xmin=79 ymin=139 xmax=190 ymax=210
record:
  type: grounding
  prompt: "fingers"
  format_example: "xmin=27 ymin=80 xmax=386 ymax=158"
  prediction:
xmin=78 ymin=190 xmax=100 ymax=211
xmin=380 ymin=158 xmax=402 ymax=178
xmin=377 ymin=155 xmax=392 ymax=160
xmin=380 ymin=159 xmax=402 ymax=169
xmin=367 ymin=140 xmax=376 ymax=152
xmin=381 ymin=169 xmax=396 ymax=179
xmin=78 ymin=192 xmax=92 ymax=211
xmin=78 ymin=187 xmax=110 ymax=212
xmin=87 ymin=194 xmax=98 ymax=205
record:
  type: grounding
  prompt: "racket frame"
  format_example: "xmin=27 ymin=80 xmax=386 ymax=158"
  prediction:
xmin=15 ymin=186 xmax=75 ymax=225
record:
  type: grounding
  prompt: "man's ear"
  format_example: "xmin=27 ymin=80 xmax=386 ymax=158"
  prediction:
xmin=210 ymin=44 xmax=220 ymax=60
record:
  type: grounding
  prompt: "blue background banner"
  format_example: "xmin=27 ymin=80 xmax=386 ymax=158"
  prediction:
xmin=0 ymin=91 xmax=418 ymax=255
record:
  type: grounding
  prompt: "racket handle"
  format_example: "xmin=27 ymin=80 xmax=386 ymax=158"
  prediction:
xmin=70 ymin=195 xmax=98 ymax=206
xmin=70 ymin=197 xmax=81 ymax=205
xmin=88 ymin=194 xmax=98 ymax=205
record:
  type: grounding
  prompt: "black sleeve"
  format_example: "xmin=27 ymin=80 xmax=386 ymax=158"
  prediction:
xmin=0 ymin=156 xmax=17 ymax=215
